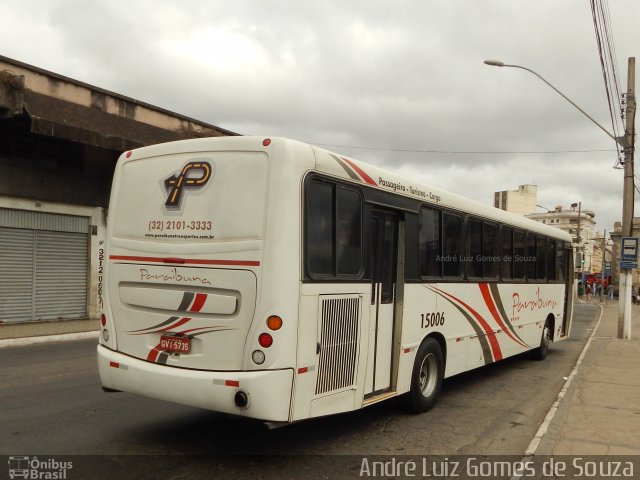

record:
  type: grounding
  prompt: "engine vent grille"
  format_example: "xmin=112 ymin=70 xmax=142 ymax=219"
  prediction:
xmin=315 ymin=296 xmax=360 ymax=395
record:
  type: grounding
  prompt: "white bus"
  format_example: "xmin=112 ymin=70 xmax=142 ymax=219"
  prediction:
xmin=98 ymin=136 xmax=573 ymax=423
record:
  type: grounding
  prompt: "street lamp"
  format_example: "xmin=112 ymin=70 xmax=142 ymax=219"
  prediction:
xmin=483 ymin=60 xmax=623 ymax=146
xmin=485 ymin=58 xmax=636 ymax=339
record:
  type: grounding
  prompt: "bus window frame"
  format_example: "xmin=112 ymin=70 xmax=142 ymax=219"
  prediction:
xmin=303 ymin=175 xmax=365 ymax=282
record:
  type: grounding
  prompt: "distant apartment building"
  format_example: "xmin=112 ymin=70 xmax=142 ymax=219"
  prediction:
xmin=493 ymin=184 xmax=538 ymax=216
xmin=590 ymin=230 xmax=613 ymax=276
xmin=525 ymin=205 xmax=596 ymax=275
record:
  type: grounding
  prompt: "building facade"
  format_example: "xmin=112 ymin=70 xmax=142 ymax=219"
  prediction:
xmin=526 ymin=205 xmax=597 ymax=275
xmin=590 ymin=230 xmax=613 ymax=279
xmin=0 ymin=55 xmax=237 ymax=338
xmin=493 ymin=184 xmax=538 ymax=216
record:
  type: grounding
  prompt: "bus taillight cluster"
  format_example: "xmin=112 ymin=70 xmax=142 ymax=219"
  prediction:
xmin=252 ymin=315 xmax=283 ymax=365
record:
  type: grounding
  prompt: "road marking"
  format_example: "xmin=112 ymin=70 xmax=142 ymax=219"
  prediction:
xmin=0 ymin=330 xmax=99 ymax=348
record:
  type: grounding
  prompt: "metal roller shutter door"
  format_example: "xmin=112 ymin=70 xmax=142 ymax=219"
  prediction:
xmin=34 ymin=230 xmax=88 ymax=320
xmin=0 ymin=228 xmax=35 ymax=322
xmin=0 ymin=208 xmax=89 ymax=323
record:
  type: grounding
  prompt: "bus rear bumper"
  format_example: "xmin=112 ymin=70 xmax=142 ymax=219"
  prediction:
xmin=97 ymin=345 xmax=293 ymax=422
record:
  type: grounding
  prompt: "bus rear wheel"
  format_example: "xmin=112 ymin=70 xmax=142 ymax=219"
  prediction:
xmin=531 ymin=319 xmax=552 ymax=361
xmin=406 ymin=337 xmax=444 ymax=413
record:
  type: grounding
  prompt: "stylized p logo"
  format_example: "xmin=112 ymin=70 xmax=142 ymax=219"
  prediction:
xmin=164 ymin=161 xmax=212 ymax=208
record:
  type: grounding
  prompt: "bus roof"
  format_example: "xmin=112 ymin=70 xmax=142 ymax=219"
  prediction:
xmin=121 ymin=135 xmax=573 ymax=243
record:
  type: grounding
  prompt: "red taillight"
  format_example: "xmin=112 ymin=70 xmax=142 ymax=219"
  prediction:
xmin=101 ymin=314 xmax=107 ymax=327
xmin=262 ymin=138 xmax=272 ymax=147
xmin=258 ymin=333 xmax=273 ymax=348
xmin=125 ymin=151 xmax=132 ymax=158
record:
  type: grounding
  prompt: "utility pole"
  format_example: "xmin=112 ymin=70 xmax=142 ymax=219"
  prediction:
xmin=571 ymin=202 xmax=583 ymax=280
xmin=600 ymin=229 xmax=607 ymax=303
xmin=484 ymin=57 xmax=635 ymax=338
xmin=577 ymin=201 xmax=583 ymax=277
xmin=619 ymin=57 xmax=636 ymax=340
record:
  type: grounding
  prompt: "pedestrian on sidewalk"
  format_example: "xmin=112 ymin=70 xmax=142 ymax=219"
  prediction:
xmin=607 ymin=283 xmax=614 ymax=300
xmin=632 ymin=286 xmax=638 ymax=305
xmin=586 ymin=284 xmax=592 ymax=301
xmin=578 ymin=282 xmax=584 ymax=299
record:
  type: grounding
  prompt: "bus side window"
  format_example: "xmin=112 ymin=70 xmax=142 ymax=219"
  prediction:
xmin=483 ymin=222 xmax=498 ymax=279
xmin=547 ymin=239 xmax=556 ymax=281
xmin=513 ymin=230 xmax=525 ymax=280
xmin=336 ymin=186 xmax=362 ymax=276
xmin=526 ymin=233 xmax=537 ymax=280
xmin=500 ymin=227 xmax=513 ymax=279
xmin=467 ymin=219 xmax=482 ymax=278
xmin=442 ymin=212 xmax=462 ymax=277
xmin=556 ymin=242 xmax=566 ymax=282
xmin=306 ymin=180 xmax=334 ymax=277
xmin=305 ymin=179 xmax=363 ymax=279
xmin=419 ymin=207 xmax=441 ymax=277
xmin=537 ymin=236 xmax=546 ymax=280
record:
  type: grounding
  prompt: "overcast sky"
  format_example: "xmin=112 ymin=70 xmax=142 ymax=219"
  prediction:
xmin=1 ymin=0 xmax=638 ymax=233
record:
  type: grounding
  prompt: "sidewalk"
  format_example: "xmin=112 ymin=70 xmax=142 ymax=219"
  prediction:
xmin=535 ymin=299 xmax=640 ymax=455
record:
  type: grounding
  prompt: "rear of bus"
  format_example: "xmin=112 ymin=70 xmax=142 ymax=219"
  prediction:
xmin=97 ymin=136 xmax=309 ymax=422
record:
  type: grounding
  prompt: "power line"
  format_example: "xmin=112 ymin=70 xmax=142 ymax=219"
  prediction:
xmin=590 ymin=0 xmax=624 ymax=145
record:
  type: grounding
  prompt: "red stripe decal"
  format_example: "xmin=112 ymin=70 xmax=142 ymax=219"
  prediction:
xmin=298 ymin=367 xmax=308 ymax=374
xmin=109 ymin=361 xmax=120 ymax=368
xmin=189 ymin=293 xmax=207 ymax=313
xmin=225 ymin=380 xmax=240 ymax=387
xmin=110 ymin=255 xmax=260 ymax=267
xmin=147 ymin=343 xmax=162 ymax=362
xmin=156 ymin=317 xmax=191 ymax=333
xmin=478 ymin=284 xmax=527 ymax=348
xmin=341 ymin=157 xmax=377 ymax=186
xmin=433 ymin=286 xmax=503 ymax=361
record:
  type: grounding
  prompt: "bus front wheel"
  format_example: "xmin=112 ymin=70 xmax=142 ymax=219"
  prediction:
xmin=406 ymin=337 xmax=444 ymax=413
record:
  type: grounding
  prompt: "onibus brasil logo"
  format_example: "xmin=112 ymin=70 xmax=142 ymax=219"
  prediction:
xmin=8 ymin=456 xmax=72 ymax=479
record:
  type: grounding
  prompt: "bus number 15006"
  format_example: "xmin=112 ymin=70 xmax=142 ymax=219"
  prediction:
xmin=421 ymin=312 xmax=445 ymax=328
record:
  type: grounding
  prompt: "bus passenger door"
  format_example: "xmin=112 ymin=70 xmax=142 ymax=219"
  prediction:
xmin=562 ymin=244 xmax=574 ymax=337
xmin=365 ymin=210 xmax=399 ymax=397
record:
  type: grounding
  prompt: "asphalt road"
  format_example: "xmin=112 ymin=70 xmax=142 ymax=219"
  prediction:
xmin=0 ymin=301 xmax=599 ymax=479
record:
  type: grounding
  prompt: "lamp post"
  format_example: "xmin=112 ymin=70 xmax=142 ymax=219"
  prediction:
xmin=485 ymin=58 xmax=636 ymax=339
xmin=600 ymin=229 xmax=608 ymax=303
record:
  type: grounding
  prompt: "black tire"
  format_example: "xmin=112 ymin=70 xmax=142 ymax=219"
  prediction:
xmin=406 ymin=337 xmax=444 ymax=413
xmin=531 ymin=319 xmax=552 ymax=361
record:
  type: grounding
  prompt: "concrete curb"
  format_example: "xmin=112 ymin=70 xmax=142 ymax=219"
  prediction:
xmin=0 ymin=330 xmax=99 ymax=349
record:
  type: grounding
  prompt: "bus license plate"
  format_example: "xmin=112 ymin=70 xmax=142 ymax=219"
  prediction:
xmin=160 ymin=335 xmax=191 ymax=354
